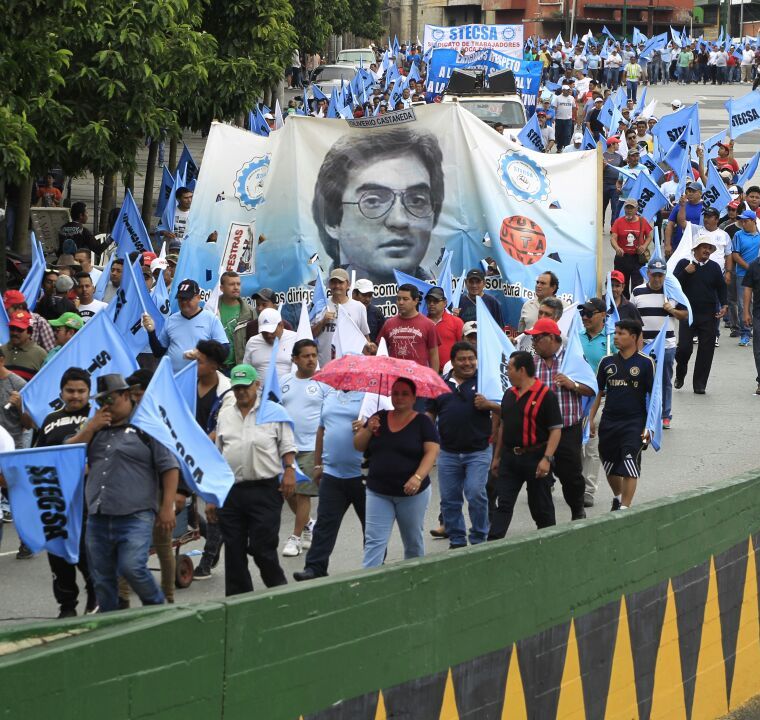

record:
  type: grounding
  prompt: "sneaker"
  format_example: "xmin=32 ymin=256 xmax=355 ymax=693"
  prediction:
xmin=715 ymin=338 xmax=720 ymax=348
xmin=730 ymin=330 xmax=740 ymax=338
xmin=693 ymin=337 xmax=698 ymax=344
xmin=193 ymin=565 xmax=212 ymax=580
xmin=740 ymin=335 xmax=751 ymax=347
xmin=674 ymin=376 xmax=684 ymax=389
xmin=2 ymin=509 xmax=11 ymax=523
xmin=84 ymin=604 xmax=99 ymax=615
xmin=57 ymin=609 xmax=77 ymax=619
xmin=662 ymin=418 xmax=671 ymax=429
xmin=611 ymin=498 xmax=621 ymax=511
xmin=756 ymin=384 xmax=760 ymax=396
xmin=301 ymin=526 xmax=312 ymax=551
xmin=16 ymin=543 xmax=34 ymax=560
xmin=282 ymin=535 xmax=302 ymax=557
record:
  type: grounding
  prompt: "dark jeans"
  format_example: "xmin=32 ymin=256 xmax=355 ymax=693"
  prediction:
xmin=304 ymin=473 xmax=366 ymax=576
xmin=554 ymin=119 xmax=573 ymax=151
xmin=217 ymin=478 xmax=287 ymax=596
xmin=86 ymin=511 xmax=164 ymax=613
xmin=753 ymin=316 xmax=760 ymax=383
xmin=554 ymin=423 xmax=586 ymax=520
xmin=603 ymin=185 xmax=619 ymax=228
xmin=488 ymin=452 xmax=555 ymax=539
xmin=675 ymin=314 xmax=717 ymax=391
xmin=197 ymin=518 xmax=223 ymax=572
xmin=613 ymin=253 xmax=645 ymax=298
xmin=47 ymin=525 xmax=97 ymax=614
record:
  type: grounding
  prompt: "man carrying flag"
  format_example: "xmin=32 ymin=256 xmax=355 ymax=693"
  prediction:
xmin=589 ymin=319 xmax=654 ymax=510
xmin=67 ymin=374 xmax=180 ymax=612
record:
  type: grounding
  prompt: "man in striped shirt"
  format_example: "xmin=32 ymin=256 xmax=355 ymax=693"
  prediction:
xmin=526 ymin=318 xmax=595 ymax=521
xmin=630 ymin=259 xmax=688 ymax=429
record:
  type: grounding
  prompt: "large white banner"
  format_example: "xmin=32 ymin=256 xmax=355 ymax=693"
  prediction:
xmin=177 ymin=104 xmax=598 ymax=327
xmin=422 ymin=24 xmax=524 ymax=57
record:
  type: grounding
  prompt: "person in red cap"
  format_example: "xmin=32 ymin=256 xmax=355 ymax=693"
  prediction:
xmin=525 ymin=317 xmax=595 ymax=521
xmin=142 ymin=251 xmax=158 ymax=267
xmin=3 ymin=289 xmax=55 ymax=351
xmin=713 ymin=140 xmax=739 ymax=176
xmin=0 ymin=311 xmax=47 ymax=381
xmin=609 ymin=270 xmax=642 ymax=323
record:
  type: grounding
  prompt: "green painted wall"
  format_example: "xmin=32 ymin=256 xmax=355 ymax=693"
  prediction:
xmin=3 ymin=470 xmax=760 ymax=719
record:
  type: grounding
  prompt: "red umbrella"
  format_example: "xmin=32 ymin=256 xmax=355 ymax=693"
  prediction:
xmin=313 ymin=354 xmax=452 ymax=399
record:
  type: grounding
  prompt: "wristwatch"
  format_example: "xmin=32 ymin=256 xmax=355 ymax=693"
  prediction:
xmin=543 ymin=455 xmax=554 ymax=463
xmin=285 ymin=463 xmax=297 ymax=470
xmin=573 ymin=381 xmax=579 ymax=391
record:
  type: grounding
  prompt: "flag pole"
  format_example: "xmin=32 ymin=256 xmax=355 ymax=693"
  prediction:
xmin=596 ymin=141 xmax=604 ymax=296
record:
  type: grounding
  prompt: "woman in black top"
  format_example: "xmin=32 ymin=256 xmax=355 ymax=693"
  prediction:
xmin=354 ymin=378 xmax=439 ymax=567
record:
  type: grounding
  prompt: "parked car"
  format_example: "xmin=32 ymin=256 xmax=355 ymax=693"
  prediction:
xmin=310 ymin=64 xmax=359 ymax=96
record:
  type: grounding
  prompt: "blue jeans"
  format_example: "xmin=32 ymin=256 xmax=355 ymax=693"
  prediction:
xmin=626 ymin=80 xmax=638 ymax=102
xmin=662 ymin=346 xmax=676 ymax=420
xmin=437 ymin=447 xmax=491 ymax=546
xmin=737 ymin=274 xmax=751 ymax=335
xmin=363 ymin=486 xmax=430 ymax=568
xmin=86 ymin=511 xmax=164 ymax=612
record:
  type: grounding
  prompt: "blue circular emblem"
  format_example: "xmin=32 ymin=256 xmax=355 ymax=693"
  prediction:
xmin=235 ymin=155 xmax=271 ymax=210
xmin=501 ymin=27 xmax=516 ymax=41
xmin=432 ymin=28 xmax=445 ymax=41
xmin=498 ymin=152 xmax=550 ymax=204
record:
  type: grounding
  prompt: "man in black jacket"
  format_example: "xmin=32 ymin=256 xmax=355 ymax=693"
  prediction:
xmin=674 ymin=233 xmax=729 ymax=394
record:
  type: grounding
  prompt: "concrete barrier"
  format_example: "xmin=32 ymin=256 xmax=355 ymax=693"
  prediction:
xmin=3 ymin=470 xmax=760 ymax=719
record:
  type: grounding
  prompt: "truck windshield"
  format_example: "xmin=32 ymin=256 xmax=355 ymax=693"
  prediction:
xmin=458 ymin=100 xmax=525 ymax=128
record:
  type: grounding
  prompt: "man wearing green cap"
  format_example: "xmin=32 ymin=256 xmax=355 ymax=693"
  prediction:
xmin=212 ymin=363 xmax=298 ymax=596
xmin=44 ymin=312 xmax=84 ymax=366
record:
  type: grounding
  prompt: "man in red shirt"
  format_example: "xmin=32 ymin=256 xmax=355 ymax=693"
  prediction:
xmin=610 ymin=198 xmax=653 ymax=297
xmin=375 ymin=284 xmax=439 ymax=370
xmin=424 ymin=287 xmax=462 ymax=372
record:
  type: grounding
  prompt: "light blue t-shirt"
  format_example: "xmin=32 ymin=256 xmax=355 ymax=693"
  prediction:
xmin=320 ymin=390 xmax=365 ymax=479
xmin=280 ymin=373 xmax=329 ymax=450
xmin=732 ymin=230 xmax=760 ymax=278
xmin=158 ymin=309 xmax=228 ymax=371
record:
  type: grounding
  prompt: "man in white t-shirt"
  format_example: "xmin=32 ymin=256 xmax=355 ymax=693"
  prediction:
xmin=311 ymin=268 xmax=370 ymax=367
xmin=552 ymin=85 xmax=576 ymax=153
xmin=74 ymin=271 xmax=107 ymax=323
xmin=73 ymin=248 xmax=102 ymax=285
xmin=536 ymin=110 xmax=555 ymax=153
xmin=243 ymin=308 xmax=297 ymax=379
xmin=700 ymin=208 xmax=733 ymax=272
xmin=172 ymin=187 xmax=192 ymax=241
xmin=741 ymin=44 xmax=755 ymax=83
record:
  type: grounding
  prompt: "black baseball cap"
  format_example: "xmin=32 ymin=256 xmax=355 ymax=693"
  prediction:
xmin=252 ymin=288 xmax=276 ymax=302
xmin=579 ymin=297 xmax=606 ymax=314
xmin=702 ymin=207 xmax=720 ymax=217
xmin=466 ymin=268 xmax=485 ymax=281
xmin=425 ymin=287 xmax=446 ymax=300
xmin=647 ymin=258 xmax=667 ymax=274
xmin=176 ymin=279 xmax=200 ymax=299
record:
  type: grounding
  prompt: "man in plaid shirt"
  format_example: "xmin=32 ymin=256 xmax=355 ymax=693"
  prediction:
xmin=525 ymin=318 xmax=594 ymax=521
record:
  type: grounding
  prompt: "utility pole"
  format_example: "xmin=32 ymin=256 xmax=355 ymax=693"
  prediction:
xmin=647 ymin=0 xmax=654 ymax=37
xmin=622 ymin=0 xmax=628 ymax=39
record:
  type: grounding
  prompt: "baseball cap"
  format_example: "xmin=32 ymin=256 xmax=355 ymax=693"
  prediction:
xmin=594 ymin=97 xmax=604 ymax=103
xmin=561 ymin=84 xmax=570 ymax=89
xmin=49 ymin=312 xmax=84 ymax=331
xmin=175 ymin=279 xmax=200 ymax=299
xmin=329 ymin=268 xmax=350 ymax=282
xmin=703 ymin=206 xmax=720 ymax=217
xmin=462 ymin=321 xmax=477 ymax=336
xmin=647 ymin=258 xmax=667 ymax=274
xmin=717 ymin=140 xmax=731 ymax=150
xmin=739 ymin=209 xmax=758 ymax=220
xmin=671 ymin=99 xmax=683 ymax=108
xmin=719 ymin=168 xmax=733 ymax=178
xmin=573 ymin=132 xmax=583 ymax=143
xmin=610 ymin=270 xmax=625 ymax=284
xmin=3 ymin=290 xmax=25 ymax=309
xmin=466 ymin=268 xmax=485 ymax=281
xmin=579 ymin=297 xmax=606 ymax=314
xmin=264 ymin=113 xmax=274 ymax=120
xmin=8 ymin=310 xmax=32 ymax=330
xmin=230 ymin=364 xmax=259 ymax=387
xmin=166 ymin=253 xmax=179 ymax=265
xmin=536 ymin=109 xmax=547 ymax=116
xmin=354 ymin=279 xmax=374 ymax=294
xmin=525 ymin=318 xmax=561 ymax=336
xmin=627 ymin=147 xmax=640 ymax=156
xmin=425 ymin=287 xmax=446 ymax=301
xmin=635 ymin=118 xmax=647 ymax=125
xmin=252 ymin=287 xmax=276 ymax=302
xmin=622 ymin=198 xmax=638 ymax=207
xmin=728 ymin=199 xmax=741 ymax=209
xmin=606 ymin=135 xmax=620 ymax=144
xmin=685 ymin=181 xmax=702 ymax=191
xmin=150 ymin=257 xmax=168 ymax=273
xmin=55 ymin=276 xmax=75 ymax=293
xmin=142 ymin=251 xmax=157 ymax=266
xmin=258 ymin=308 xmax=282 ymax=333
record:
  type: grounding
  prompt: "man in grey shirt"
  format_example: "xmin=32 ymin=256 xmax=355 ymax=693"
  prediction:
xmin=69 ymin=373 xmax=179 ymax=612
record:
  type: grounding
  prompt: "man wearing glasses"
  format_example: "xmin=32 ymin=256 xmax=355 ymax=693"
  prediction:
xmin=312 ymin=128 xmax=444 ymax=284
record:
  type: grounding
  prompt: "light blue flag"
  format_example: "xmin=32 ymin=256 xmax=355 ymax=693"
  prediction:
xmin=599 ymin=95 xmax=616 ymax=130
xmin=639 ymin=32 xmax=669 ymax=60
xmin=661 ymin=125 xmax=690 ymax=175
xmin=605 ymin=272 xmax=620 ymax=334
xmin=308 ymin=266 xmax=329 ymax=322
xmin=517 ymin=113 xmax=545 ymax=152
xmin=560 ymin=311 xmax=598 ymax=394
xmin=112 ymin=189 xmax=154 ymax=256
xmin=582 ymin=126 xmax=597 ymax=150
xmin=156 ymin=171 xmax=181 ymax=236
xmin=632 ymin=27 xmax=647 ymax=45
xmin=651 ymin=104 xmax=699 ymax=155
xmin=671 ymin=26 xmax=683 ymax=48
xmin=106 ymin=259 xmax=165 ymax=358
xmin=702 ymin=159 xmax=733 ymax=214
xmin=626 ymin=171 xmax=669 ymax=223
xmin=408 ymin=62 xmax=421 ymax=83
xmin=177 ymin=143 xmax=199 ymax=190
xmin=150 ymin=268 xmax=171 ymax=318
xmin=93 ymin=253 xmax=115 ymax=301
xmin=642 ymin=321 xmax=667 ymax=451
xmin=155 ymin=165 xmax=174 ymax=218
xmin=174 ymin=360 xmax=197 ymax=420
xmin=602 ymin=25 xmax=616 ymax=42
xmin=476 ymin=296 xmax=516 ymax=402
xmin=737 ymin=152 xmax=760 ymax=186
xmin=664 ymin=273 xmax=693 ymax=325
xmin=20 ymin=233 xmax=45 ymax=312
xmin=255 ymin=337 xmax=311 ymax=484
xmin=639 ymin=152 xmax=665 ymax=184
xmin=20 ymin=311 xmax=139 ymax=427
xmin=451 ymin=271 xmax=466 ymax=310
xmin=634 ymin=86 xmax=648 ymax=117
xmin=609 ymin=105 xmax=624 ymax=134
xmin=673 ymin=135 xmax=693 ymax=201
xmin=249 ymin=106 xmax=271 ymax=136
xmin=311 ymin=84 xmax=328 ymax=103
xmin=574 ymin=265 xmax=587 ymax=304
xmin=0 ymin=444 xmax=87 ymax=563
xmin=614 ymin=86 xmax=628 ymax=109
xmin=702 ymin=128 xmax=728 ymax=160
xmin=393 ymin=269 xmax=434 ymax=315
xmin=435 ymin=250 xmax=454 ymax=307
xmin=131 ymin=357 xmax=235 ymax=506
xmin=0 ymin=297 xmax=9 ymax=344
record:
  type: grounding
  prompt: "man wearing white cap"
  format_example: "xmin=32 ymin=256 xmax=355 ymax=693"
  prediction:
xmin=562 ymin=132 xmax=584 ymax=153
xmin=243 ymin=307 xmax=297 ymax=379
xmin=552 ymin=85 xmax=576 ymax=152
xmin=311 ymin=268 xmax=369 ymax=367
xmin=352 ymin=278 xmax=385 ymax=342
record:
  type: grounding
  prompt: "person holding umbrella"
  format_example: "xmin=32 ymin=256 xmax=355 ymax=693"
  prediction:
xmin=354 ymin=378 xmax=440 ymax=567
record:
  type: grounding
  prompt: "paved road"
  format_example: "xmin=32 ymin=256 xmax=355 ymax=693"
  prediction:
xmin=2 ymin=81 xmax=759 ymax=624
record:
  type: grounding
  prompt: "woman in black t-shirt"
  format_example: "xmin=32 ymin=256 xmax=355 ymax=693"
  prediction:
xmin=354 ymin=378 xmax=439 ymax=567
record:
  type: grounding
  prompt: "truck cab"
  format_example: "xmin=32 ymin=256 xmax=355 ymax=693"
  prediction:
xmin=442 ymin=69 xmax=526 ymax=130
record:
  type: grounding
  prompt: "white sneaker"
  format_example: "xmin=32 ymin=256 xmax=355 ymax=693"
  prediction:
xmin=302 ymin=527 xmax=312 ymax=550
xmin=282 ymin=535 xmax=302 ymax=557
